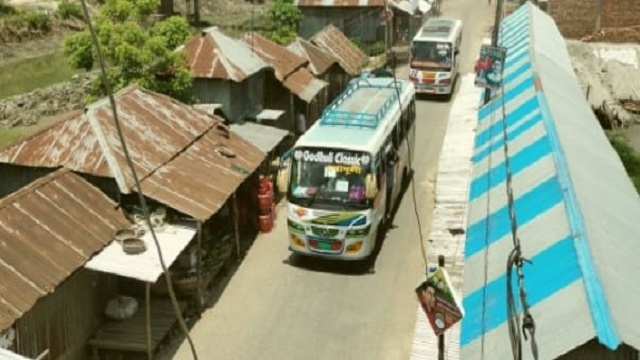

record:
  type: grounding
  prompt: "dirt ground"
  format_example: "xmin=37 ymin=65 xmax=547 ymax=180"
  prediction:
xmin=566 ymin=39 xmax=640 ymax=151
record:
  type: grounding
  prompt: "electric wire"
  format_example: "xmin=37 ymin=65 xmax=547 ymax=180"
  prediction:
xmin=381 ymin=0 xmax=428 ymax=269
xmin=494 ymin=3 xmax=539 ymax=358
xmin=77 ymin=2 xmax=199 ymax=359
xmin=478 ymin=91 xmax=495 ymax=360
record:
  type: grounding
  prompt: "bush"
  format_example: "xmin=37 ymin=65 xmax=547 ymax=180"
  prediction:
xmin=58 ymin=0 xmax=83 ymax=20
xmin=608 ymin=133 xmax=640 ymax=193
xmin=366 ymin=41 xmax=385 ymax=56
xmin=0 ymin=0 xmax=16 ymax=17
xmin=23 ymin=12 xmax=51 ymax=31
xmin=350 ymin=37 xmax=363 ymax=49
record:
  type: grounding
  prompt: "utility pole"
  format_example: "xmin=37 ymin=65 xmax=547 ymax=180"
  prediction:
xmin=437 ymin=254 xmax=445 ymax=360
xmin=483 ymin=0 xmax=505 ymax=104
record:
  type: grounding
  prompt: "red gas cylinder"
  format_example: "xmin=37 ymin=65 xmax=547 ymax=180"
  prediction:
xmin=258 ymin=213 xmax=273 ymax=233
xmin=259 ymin=176 xmax=273 ymax=195
xmin=258 ymin=192 xmax=273 ymax=213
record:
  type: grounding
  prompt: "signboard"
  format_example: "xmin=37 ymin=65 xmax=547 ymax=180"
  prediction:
xmin=474 ymin=45 xmax=507 ymax=91
xmin=415 ymin=267 xmax=464 ymax=336
xmin=293 ymin=149 xmax=371 ymax=167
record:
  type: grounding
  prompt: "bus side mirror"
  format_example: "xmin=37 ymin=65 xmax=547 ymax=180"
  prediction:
xmin=277 ymin=163 xmax=290 ymax=194
xmin=365 ymin=174 xmax=378 ymax=200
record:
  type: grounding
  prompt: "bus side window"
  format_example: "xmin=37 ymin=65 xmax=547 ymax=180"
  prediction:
xmin=409 ymin=100 xmax=416 ymax=125
xmin=392 ymin=126 xmax=399 ymax=149
xmin=401 ymin=104 xmax=412 ymax=135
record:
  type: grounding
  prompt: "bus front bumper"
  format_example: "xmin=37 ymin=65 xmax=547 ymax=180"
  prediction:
xmin=413 ymin=82 xmax=453 ymax=95
xmin=288 ymin=233 xmax=373 ymax=261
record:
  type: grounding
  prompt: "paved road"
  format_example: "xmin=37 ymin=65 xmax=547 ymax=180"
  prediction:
xmin=171 ymin=1 xmax=493 ymax=359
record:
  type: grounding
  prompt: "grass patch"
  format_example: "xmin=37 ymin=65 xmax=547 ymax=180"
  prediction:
xmin=607 ymin=132 xmax=640 ymax=193
xmin=0 ymin=46 xmax=77 ymax=100
xmin=0 ymin=126 xmax=35 ymax=149
xmin=0 ymin=114 xmax=65 ymax=149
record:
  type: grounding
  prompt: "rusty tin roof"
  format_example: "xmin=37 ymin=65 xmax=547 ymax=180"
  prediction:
xmin=182 ymin=27 xmax=268 ymax=82
xmin=139 ymin=122 xmax=265 ymax=221
xmin=294 ymin=0 xmax=384 ymax=6
xmin=311 ymin=24 xmax=366 ymax=76
xmin=0 ymin=86 xmax=217 ymax=190
xmin=283 ymin=67 xmax=328 ymax=103
xmin=0 ymin=86 xmax=266 ymax=221
xmin=0 ymin=169 xmax=129 ymax=332
xmin=242 ymin=32 xmax=308 ymax=82
xmin=287 ymin=37 xmax=339 ymax=76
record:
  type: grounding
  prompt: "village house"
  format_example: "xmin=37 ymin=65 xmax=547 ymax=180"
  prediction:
xmin=286 ymin=37 xmax=349 ymax=102
xmin=310 ymin=24 xmax=367 ymax=79
xmin=181 ymin=26 xmax=275 ymax=124
xmin=388 ymin=0 xmax=434 ymax=56
xmin=242 ymin=32 xmax=328 ymax=134
xmin=0 ymin=86 xmax=281 ymax=359
xmin=294 ymin=0 xmax=386 ymax=43
xmin=0 ymin=169 xmax=130 ymax=360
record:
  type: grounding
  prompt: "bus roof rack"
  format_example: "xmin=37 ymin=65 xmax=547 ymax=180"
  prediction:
xmin=319 ymin=79 xmax=403 ymax=130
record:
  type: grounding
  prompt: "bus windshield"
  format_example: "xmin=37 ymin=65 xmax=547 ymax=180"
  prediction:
xmin=410 ymin=41 xmax=453 ymax=72
xmin=288 ymin=148 xmax=373 ymax=210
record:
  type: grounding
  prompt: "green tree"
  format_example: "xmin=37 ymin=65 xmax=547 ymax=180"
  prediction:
xmin=63 ymin=0 xmax=194 ymax=103
xmin=267 ymin=0 xmax=303 ymax=45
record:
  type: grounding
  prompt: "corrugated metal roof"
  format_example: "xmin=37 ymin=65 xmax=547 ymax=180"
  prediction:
xmin=0 ymin=348 xmax=34 ymax=360
xmin=138 ymin=123 xmax=265 ymax=221
xmin=85 ymin=223 xmax=196 ymax=283
xmin=294 ymin=0 xmax=384 ymax=6
xmin=283 ymin=67 xmax=329 ymax=103
xmin=461 ymin=4 xmax=640 ymax=359
xmin=0 ymin=86 xmax=266 ymax=221
xmin=311 ymin=24 xmax=366 ymax=76
xmin=230 ymin=122 xmax=290 ymax=154
xmin=242 ymin=32 xmax=307 ymax=81
xmin=182 ymin=27 xmax=268 ymax=82
xmin=0 ymin=169 xmax=130 ymax=332
xmin=287 ymin=37 xmax=339 ymax=76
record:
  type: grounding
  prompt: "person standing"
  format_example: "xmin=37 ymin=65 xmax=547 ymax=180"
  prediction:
xmin=385 ymin=147 xmax=398 ymax=223
xmin=296 ymin=111 xmax=307 ymax=136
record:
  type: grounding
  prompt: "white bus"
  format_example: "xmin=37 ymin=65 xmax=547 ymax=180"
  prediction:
xmin=409 ymin=18 xmax=463 ymax=98
xmin=276 ymin=76 xmax=416 ymax=261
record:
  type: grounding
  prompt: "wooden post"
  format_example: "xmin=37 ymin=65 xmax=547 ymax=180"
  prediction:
xmin=145 ymin=282 xmax=152 ymax=360
xmin=233 ymin=194 xmax=241 ymax=261
xmin=437 ymin=255 xmax=445 ymax=360
xmin=196 ymin=221 xmax=203 ymax=310
xmin=595 ymin=0 xmax=603 ymax=31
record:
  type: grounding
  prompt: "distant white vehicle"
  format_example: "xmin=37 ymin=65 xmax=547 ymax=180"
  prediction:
xmin=409 ymin=18 xmax=463 ymax=98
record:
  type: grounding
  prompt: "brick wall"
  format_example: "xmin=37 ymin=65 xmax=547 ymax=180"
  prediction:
xmin=549 ymin=0 xmax=640 ymax=39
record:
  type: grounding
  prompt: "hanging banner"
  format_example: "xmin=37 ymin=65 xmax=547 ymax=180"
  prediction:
xmin=474 ymin=45 xmax=507 ymax=91
xmin=415 ymin=267 xmax=464 ymax=336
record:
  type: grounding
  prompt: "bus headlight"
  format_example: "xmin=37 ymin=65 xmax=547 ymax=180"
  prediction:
xmin=346 ymin=241 xmax=364 ymax=253
xmin=346 ymin=225 xmax=371 ymax=238
xmin=290 ymin=234 xmax=305 ymax=248
xmin=288 ymin=219 xmax=305 ymax=233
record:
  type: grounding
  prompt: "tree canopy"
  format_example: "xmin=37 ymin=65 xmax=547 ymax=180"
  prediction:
xmin=64 ymin=0 xmax=194 ymax=103
xmin=267 ymin=0 xmax=303 ymax=45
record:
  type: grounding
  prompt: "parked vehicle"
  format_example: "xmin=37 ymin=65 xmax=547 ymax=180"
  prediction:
xmin=409 ymin=18 xmax=463 ymax=98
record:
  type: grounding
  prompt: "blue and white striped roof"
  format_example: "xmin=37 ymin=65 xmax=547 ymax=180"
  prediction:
xmin=461 ymin=3 xmax=640 ymax=359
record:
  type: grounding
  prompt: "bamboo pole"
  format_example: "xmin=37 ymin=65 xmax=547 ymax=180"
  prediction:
xmin=233 ymin=194 xmax=241 ymax=261
xmin=196 ymin=221 xmax=203 ymax=310
xmin=145 ymin=282 xmax=152 ymax=360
